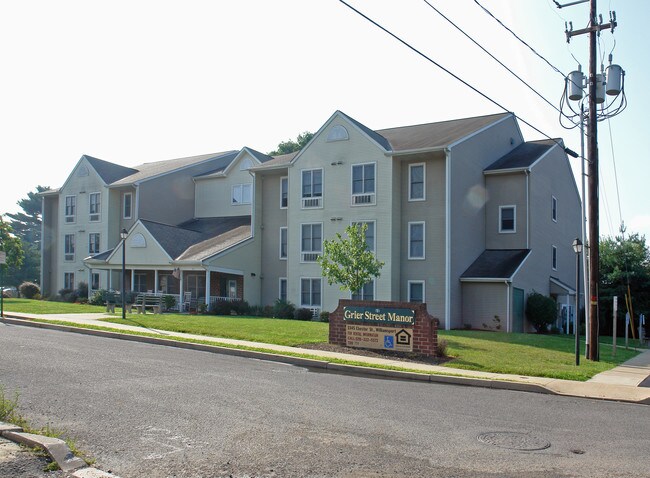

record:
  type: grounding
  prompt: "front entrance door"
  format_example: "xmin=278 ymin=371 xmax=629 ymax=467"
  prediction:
xmin=513 ymin=288 xmax=525 ymax=333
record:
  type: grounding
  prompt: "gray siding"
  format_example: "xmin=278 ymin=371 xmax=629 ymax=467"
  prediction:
xmin=259 ymin=172 xmax=288 ymax=306
xmin=485 ymin=173 xmax=528 ymax=249
xmin=462 ymin=282 xmax=508 ymax=331
xmin=449 ymin=115 xmax=523 ymax=328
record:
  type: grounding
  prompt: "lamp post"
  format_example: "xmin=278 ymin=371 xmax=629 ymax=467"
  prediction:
xmin=120 ymin=229 xmax=128 ymax=319
xmin=572 ymin=237 xmax=583 ymax=366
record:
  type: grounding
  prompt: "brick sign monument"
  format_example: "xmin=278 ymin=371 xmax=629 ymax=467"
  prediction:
xmin=329 ymin=300 xmax=439 ymax=357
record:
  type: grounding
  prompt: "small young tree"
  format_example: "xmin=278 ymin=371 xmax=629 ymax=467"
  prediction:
xmin=317 ymin=224 xmax=384 ymax=297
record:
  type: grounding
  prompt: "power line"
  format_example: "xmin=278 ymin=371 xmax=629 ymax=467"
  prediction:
xmin=606 ymin=116 xmax=623 ymax=227
xmin=337 ymin=0 xmax=570 ymax=151
xmin=473 ymin=0 xmax=566 ymax=78
xmin=422 ymin=0 xmax=573 ymax=121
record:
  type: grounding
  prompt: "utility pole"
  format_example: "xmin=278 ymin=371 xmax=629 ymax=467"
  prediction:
xmin=562 ymin=0 xmax=622 ymax=361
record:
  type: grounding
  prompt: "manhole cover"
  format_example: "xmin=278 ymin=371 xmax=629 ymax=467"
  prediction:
xmin=477 ymin=432 xmax=551 ymax=451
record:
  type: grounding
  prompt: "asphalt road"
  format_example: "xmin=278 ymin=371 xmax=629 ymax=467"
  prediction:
xmin=0 ymin=322 xmax=648 ymax=478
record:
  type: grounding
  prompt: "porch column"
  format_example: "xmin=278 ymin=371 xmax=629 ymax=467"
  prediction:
xmin=131 ymin=269 xmax=135 ymax=292
xmin=154 ymin=270 xmax=159 ymax=293
xmin=88 ymin=268 xmax=92 ymax=295
xmin=205 ymin=269 xmax=211 ymax=306
xmin=179 ymin=271 xmax=184 ymax=303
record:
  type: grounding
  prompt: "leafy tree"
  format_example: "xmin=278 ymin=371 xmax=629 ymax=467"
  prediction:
xmin=0 ymin=218 xmax=24 ymax=280
xmin=268 ymin=131 xmax=314 ymax=156
xmin=599 ymin=233 xmax=650 ymax=334
xmin=317 ymin=224 xmax=384 ymax=296
xmin=3 ymin=186 xmax=47 ymax=287
xmin=5 ymin=186 xmax=48 ymax=247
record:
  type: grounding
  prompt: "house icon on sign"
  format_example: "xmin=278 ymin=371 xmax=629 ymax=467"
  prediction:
xmin=395 ymin=329 xmax=412 ymax=346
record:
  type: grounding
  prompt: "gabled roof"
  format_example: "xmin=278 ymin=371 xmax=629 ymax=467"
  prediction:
xmin=249 ymin=152 xmax=298 ymax=172
xmin=141 ymin=216 xmax=251 ymax=261
xmin=109 ymin=150 xmax=238 ymax=187
xmin=192 ymin=151 xmax=241 ymax=178
xmin=82 ymin=155 xmax=138 ymax=184
xmin=177 ymin=225 xmax=251 ymax=261
xmin=461 ymin=249 xmax=531 ymax=281
xmin=337 ymin=110 xmax=392 ymax=151
xmin=378 ymin=112 xmax=511 ymax=153
xmin=484 ymin=140 xmax=556 ymax=172
xmin=244 ymin=147 xmax=274 ymax=164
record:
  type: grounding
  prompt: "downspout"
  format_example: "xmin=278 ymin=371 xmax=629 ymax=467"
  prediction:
xmin=40 ymin=196 xmax=45 ymax=295
xmin=506 ymin=280 xmax=511 ymax=333
xmin=445 ymin=148 xmax=451 ymax=330
xmin=525 ymin=170 xmax=530 ymax=249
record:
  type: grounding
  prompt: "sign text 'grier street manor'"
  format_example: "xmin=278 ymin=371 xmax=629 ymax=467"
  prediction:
xmin=343 ymin=306 xmax=416 ymax=326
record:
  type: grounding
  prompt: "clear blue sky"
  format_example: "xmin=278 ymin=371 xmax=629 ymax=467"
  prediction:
xmin=1 ymin=0 xmax=647 ymax=240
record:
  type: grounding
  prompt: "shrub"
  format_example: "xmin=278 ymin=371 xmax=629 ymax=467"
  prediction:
xmin=272 ymin=299 xmax=295 ymax=319
xmin=436 ymin=338 xmax=448 ymax=357
xmin=58 ymin=288 xmax=78 ymax=303
xmin=162 ymin=295 xmax=177 ymax=311
xmin=231 ymin=300 xmax=250 ymax=315
xmin=89 ymin=289 xmax=109 ymax=306
xmin=19 ymin=282 xmax=40 ymax=299
xmin=210 ymin=299 xmax=232 ymax=316
xmin=294 ymin=308 xmax=314 ymax=321
xmin=319 ymin=311 xmax=330 ymax=323
xmin=526 ymin=292 xmax=557 ymax=333
xmin=76 ymin=282 xmax=88 ymax=300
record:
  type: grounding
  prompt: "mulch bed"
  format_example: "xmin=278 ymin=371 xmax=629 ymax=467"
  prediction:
xmin=298 ymin=342 xmax=450 ymax=366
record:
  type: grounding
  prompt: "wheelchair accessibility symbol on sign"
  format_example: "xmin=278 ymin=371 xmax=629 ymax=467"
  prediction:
xmin=384 ymin=335 xmax=394 ymax=349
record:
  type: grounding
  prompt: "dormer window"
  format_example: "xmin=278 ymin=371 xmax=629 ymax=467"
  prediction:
xmin=232 ymin=184 xmax=252 ymax=205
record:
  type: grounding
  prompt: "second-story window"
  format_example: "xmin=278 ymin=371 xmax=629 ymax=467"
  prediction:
xmin=89 ymin=192 xmax=101 ymax=221
xmin=279 ymin=227 xmax=288 ymax=259
xmin=301 ymin=169 xmax=322 ymax=208
xmin=352 ymin=221 xmax=375 ymax=252
xmin=65 ymin=195 xmax=76 ymax=223
xmin=64 ymin=234 xmax=75 ymax=261
xmin=232 ymin=184 xmax=252 ymax=205
xmin=499 ymin=205 xmax=516 ymax=233
xmin=280 ymin=177 xmax=288 ymax=209
xmin=88 ymin=233 xmax=100 ymax=254
xmin=552 ymin=245 xmax=558 ymax=270
xmin=352 ymin=163 xmax=375 ymax=205
xmin=408 ymin=222 xmax=425 ymax=259
xmin=123 ymin=193 xmax=132 ymax=219
xmin=301 ymin=223 xmax=322 ymax=262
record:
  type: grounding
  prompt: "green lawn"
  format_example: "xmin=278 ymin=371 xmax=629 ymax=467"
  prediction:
xmin=103 ymin=314 xmax=329 ymax=347
xmin=439 ymin=330 xmax=643 ymax=381
xmin=1 ymin=298 xmax=107 ymax=314
xmin=3 ymin=299 xmax=644 ymax=381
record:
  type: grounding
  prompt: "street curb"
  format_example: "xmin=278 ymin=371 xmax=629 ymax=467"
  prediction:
xmin=1 ymin=315 xmax=646 ymax=404
xmin=0 ymin=421 xmax=119 ymax=476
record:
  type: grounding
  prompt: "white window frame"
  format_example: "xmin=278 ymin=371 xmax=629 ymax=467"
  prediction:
xmin=232 ymin=183 xmax=252 ymax=205
xmin=123 ymin=192 xmax=133 ymax=220
xmin=64 ymin=234 xmax=75 ymax=261
xmin=408 ymin=280 xmax=425 ymax=303
xmin=552 ymin=245 xmax=558 ymax=271
xmin=552 ymin=196 xmax=558 ymax=222
xmin=279 ymin=227 xmax=288 ymax=260
xmin=301 ymin=168 xmax=323 ymax=209
xmin=89 ymin=192 xmax=101 ymax=222
xmin=351 ymin=280 xmax=375 ymax=301
xmin=408 ymin=163 xmax=426 ymax=201
xmin=499 ymin=205 xmax=516 ymax=233
xmin=280 ymin=176 xmax=288 ymax=209
xmin=300 ymin=277 xmax=322 ymax=307
xmin=279 ymin=278 xmax=288 ymax=302
xmin=300 ymin=222 xmax=323 ymax=263
xmin=64 ymin=195 xmax=76 ymax=223
xmin=64 ymin=272 xmax=75 ymax=291
xmin=408 ymin=221 xmax=425 ymax=260
xmin=88 ymin=233 xmax=100 ymax=254
xmin=351 ymin=162 xmax=376 ymax=206
xmin=228 ymin=279 xmax=237 ymax=299
xmin=351 ymin=220 xmax=376 ymax=253
xmin=91 ymin=272 xmax=100 ymax=291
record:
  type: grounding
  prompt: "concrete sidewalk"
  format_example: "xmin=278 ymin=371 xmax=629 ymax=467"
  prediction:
xmin=2 ymin=312 xmax=649 ymax=405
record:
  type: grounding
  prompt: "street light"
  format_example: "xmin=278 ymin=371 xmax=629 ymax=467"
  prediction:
xmin=121 ymin=228 xmax=128 ymax=319
xmin=572 ymin=237 xmax=583 ymax=366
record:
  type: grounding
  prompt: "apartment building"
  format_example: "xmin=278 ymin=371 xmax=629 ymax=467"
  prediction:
xmin=41 ymin=110 xmax=581 ymax=331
